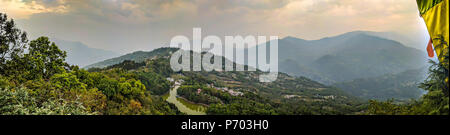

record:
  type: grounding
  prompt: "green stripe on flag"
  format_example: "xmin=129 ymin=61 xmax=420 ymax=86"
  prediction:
xmin=417 ymin=0 xmax=444 ymax=15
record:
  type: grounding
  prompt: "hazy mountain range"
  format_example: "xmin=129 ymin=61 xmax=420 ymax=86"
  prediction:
xmin=267 ymin=31 xmax=428 ymax=84
xmin=52 ymin=39 xmax=121 ymax=67
xmin=351 ymin=31 xmax=425 ymax=50
xmin=82 ymin=31 xmax=430 ymax=100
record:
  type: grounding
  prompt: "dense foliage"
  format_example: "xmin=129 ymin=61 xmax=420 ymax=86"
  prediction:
xmin=334 ymin=68 xmax=426 ymax=101
xmin=368 ymin=44 xmax=449 ymax=115
xmin=0 ymin=13 xmax=179 ymax=115
xmin=0 ymin=87 xmax=94 ymax=115
xmin=171 ymin=56 xmax=366 ymax=115
xmin=178 ymin=85 xmax=224 ymax=105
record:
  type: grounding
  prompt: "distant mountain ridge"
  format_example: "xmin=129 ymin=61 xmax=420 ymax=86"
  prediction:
xmin=252 ymin=31 xmax=428 ymax=84
xmin=84 ymin=48 xmax=177 ymax=69
xmin=52 ymin=39 xmax=121 ymax=67
xmin=85 ymin=31 xmax=430 ymax=100
xmin=349 ymin=31 xmax=424 ymax=50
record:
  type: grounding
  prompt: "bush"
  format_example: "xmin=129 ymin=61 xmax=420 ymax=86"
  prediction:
xmin=0 ymin=87 xmax=95 ymax=115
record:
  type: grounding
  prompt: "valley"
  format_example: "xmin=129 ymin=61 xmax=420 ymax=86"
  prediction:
xmin=86 ymin=31 xmax=430 ymax=102
xmin=166 ymin=85 xmax=206 ymax=115
xmin=86 ymin=48 xmax=365 ymax=115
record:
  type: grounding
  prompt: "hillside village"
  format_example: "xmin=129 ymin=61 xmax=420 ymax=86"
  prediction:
xmin=167 ymin=77 xmax=244 ymax=97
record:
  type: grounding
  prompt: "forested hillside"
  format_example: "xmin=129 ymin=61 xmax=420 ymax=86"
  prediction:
xmin=84 ymin=48 xmax=177 ymax=69
xmin=0 ymin=14 xmax=179 ymax=115
xmin=89 ymin=49 xmax=366 ymax=115
xmin=334 ymin=68 xmax=427 ymax=101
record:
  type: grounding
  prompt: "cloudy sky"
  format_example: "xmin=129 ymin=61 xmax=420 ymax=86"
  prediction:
xmin=1 ymin=0 xmax=429 ymax=54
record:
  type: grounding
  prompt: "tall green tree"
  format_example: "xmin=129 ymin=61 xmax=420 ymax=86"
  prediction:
xmin=417 ymin=52 xmax=449 ymax=115
xmin=0 ymin=13 xmax=28 ymax=76
xmin=24 ymin=37 xmax=69 ymax=80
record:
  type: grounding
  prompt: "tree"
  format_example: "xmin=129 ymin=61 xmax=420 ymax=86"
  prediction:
xmin=24 ymin=37 xmax=69 ymax=80
xmin=418 ymin=52 xmax=449 ymax=115
xmin=368 ymin=51 xmax=449 ymax=115
xmin=0 ymin=13 xmax=28 ymax=63
xmin=0 ymin=13 xmax=28 ymax=77
xmin=1 ymin=13 xmax=68 ymax=81
xmin=0 ymin=13 xmax=181 ymax=115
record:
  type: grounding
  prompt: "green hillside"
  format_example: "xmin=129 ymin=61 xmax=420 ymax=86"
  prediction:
xmin=84 ymin=48 xmax=178 ymax=69
xmin=90 ymin=48 xmax=365 ymax=115
xmin=334 ymin=68 xmax=427 ymax=101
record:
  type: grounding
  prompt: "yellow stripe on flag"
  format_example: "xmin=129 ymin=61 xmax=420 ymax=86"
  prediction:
xmin=418 ymin=0 xmax=449 ymax=63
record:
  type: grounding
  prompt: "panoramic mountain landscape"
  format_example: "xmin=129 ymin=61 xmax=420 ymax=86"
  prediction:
xmin=83 ymin=31 xmax=430 ymax=102
xmin=1 ymin=0 xmax=448 ymax=118
xmin=2 ymin=1 xmax=450 ymax=134
xmin=86 ymin=48 xmax=365 ymax=115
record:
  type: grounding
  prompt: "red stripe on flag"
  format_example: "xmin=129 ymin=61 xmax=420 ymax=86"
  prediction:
xmin=427 ymin=39 xmax=434 ymax=58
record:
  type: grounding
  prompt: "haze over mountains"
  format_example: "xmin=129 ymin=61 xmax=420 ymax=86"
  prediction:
xmin=358 ymin=31 xmax=426 ymax=50
xmin=52 ymin=39 xmax=121 ymax=67
xmin=268 ymin=31 xmax=428 ymax=84
xmin=83 ymin=31 xmax=429 ymax=100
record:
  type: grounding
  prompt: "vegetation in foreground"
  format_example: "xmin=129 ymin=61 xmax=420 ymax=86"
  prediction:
xmin=0 ymin=13 xmax=179 ymax=115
